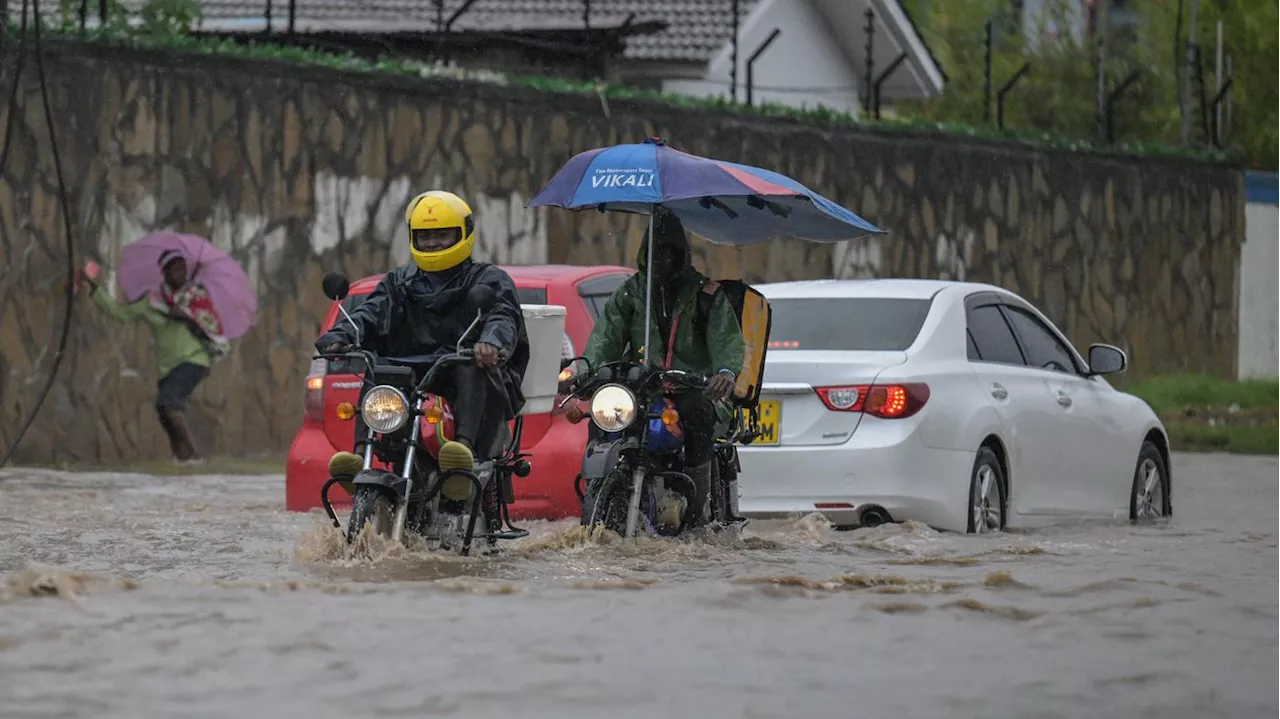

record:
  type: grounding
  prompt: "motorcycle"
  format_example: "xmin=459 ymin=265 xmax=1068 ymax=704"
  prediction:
xmin=563 ymin=358 xmax=760 ymax=538
xmin=314 ymin=272 xmax=532 ymax=556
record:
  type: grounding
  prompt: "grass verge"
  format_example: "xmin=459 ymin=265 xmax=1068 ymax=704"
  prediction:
xmin=1128 ymin=375 xmax=1279 ymax=455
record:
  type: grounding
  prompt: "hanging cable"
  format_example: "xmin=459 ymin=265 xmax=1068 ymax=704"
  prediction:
xmin=0 ymin=0 xmax=30 ymax=179
xmin=0 ymin=0 xmax=81 ymax=471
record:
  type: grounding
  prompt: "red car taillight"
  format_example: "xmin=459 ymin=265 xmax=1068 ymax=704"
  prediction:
xmin=814 ymin=383 xmax=930 ymax=419
xmin=304 ymin=358 xmax=326 ymax=423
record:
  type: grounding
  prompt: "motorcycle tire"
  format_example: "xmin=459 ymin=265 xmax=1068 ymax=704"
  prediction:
xmin=347 ymin=486 xmax=396 ymax=543
xmin=582 ymin=472 xmax=646 ymax=535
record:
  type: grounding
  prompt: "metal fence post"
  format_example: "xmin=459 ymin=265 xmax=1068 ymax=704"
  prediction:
xmin=872 ymin=52 xmax=907 ymax=120
xmin=982 ymin=19 xmax=993 ymax=123
xmin=1105 ymin=69 xmax=1141 ymax=144
xmin=997 ymin=62 xmax=1031 ymax=131
xmin=730 ymin=0 xmax=740 ymax=103
xmin=863 ymin=8 xmax=875 ymax=114
xmin=746 ymin=28 xmax=781 ymax=107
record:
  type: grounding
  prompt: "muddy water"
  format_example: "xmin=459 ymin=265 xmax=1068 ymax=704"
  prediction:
xmin=0 ymin=453 xmax=1275 ymax=719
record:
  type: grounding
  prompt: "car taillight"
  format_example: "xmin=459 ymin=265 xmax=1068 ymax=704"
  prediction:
xmin=561 ymin=333 xmax=575 ymax=361
xmin=304 ymin=358 xmax=326 ymax=423
xmin=814 ymin=383 xmax=930 ymax=419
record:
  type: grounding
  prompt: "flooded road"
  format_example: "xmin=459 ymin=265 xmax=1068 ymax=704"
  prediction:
xmin=1 ymin=452 xmax=1275 ymax=719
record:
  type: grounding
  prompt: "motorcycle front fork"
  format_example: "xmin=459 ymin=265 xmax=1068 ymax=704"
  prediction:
xmin=623 ymin=467 xmax=646 ymax=538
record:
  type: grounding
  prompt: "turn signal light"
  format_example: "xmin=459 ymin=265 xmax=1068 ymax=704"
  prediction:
xmin=558 ymin=367 xmax=574 ymax=382
xmin=304 ymin=364 xmax=326 ymax=422
xmin=660 ymin=407 xmax=680 ymax=426
xmin=814 ymin=383 xmax=930 ymax=419
xmin=424 ymin=404 xmax=445 ymax=425
xmin=335 ymin=402 xmax=355 ymax=420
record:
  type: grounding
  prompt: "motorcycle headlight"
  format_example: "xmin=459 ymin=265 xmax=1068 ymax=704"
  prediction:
xmin=361 ymin=385 xmax=410 ymax=434
xmin=590 ymin=384 xmax=637 ymax=432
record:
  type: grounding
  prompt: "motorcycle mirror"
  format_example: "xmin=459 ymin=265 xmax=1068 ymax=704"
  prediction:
xmin=322 ymin=272 xmax=350 ymax=302
xmin=467 ymin=284 xmax=499 ymax=313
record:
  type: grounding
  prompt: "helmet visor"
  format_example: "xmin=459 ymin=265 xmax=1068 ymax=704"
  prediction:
xmin=412 ymin=227 xmax=462 ymax=253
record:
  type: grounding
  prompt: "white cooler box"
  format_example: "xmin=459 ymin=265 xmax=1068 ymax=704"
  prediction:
xmin=519 ymin=304 xmax=568 ymax=416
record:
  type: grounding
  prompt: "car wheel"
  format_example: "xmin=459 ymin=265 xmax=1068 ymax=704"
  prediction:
xmin=967 ymin=446 xmax=1006 ymax=534
xmin=1129 ymin=441 xmax=1171 ymax=521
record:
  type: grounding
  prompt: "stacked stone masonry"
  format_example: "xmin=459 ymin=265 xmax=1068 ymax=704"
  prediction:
xmin=0 ymin=42 xmax=1245 ymax=463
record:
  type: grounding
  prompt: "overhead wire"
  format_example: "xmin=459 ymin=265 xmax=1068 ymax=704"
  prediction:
xmin=0 ymin=0 xmax=82 ymax=471
xmin=0 ymin=0 xmax=30 ymax=179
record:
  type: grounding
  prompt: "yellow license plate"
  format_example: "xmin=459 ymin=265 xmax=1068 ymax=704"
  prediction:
xmin=751 ymin=400 xmax=781 ymax=445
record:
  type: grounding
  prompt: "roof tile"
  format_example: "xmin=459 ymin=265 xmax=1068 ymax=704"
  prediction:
xmin=118 ymin=0 xmax=760 ymax=62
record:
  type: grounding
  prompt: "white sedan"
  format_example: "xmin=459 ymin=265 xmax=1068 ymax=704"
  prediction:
xmin=735 ymin=279 xmax=1172 ymax=534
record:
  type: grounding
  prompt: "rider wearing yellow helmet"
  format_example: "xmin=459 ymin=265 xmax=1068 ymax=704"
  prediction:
xmin=317 ymin=190 xmax=530 ymax=488
xmin=406 ymin=190 xmax=478 ymax=273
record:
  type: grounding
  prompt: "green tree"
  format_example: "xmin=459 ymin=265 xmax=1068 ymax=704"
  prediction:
xmin=898 ymin=0 xmax=1277 ymax=169
xmin=1137 ymin=0 xmax=1278 ymax=168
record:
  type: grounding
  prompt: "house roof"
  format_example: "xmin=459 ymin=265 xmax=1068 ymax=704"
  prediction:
xmin=129 ymin=0 xmax=762 ymax=63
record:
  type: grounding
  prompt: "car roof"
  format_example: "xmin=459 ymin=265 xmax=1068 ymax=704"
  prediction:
xmin=754 ymin=278 xmax=1009 ymax=300
xmin=346 ymin=263 xmax=634 ymax=295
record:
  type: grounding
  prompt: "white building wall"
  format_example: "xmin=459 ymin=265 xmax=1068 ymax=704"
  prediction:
xmin=1238 ymin=172 xmax=1279 ymax=379
xmin=1021 ymin=0 xmax=1087 ymax=45
xmin=662 ymin=0 xmax=862 ymax=117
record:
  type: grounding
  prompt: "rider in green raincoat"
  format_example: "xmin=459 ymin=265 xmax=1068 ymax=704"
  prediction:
xmin=575 ymin=208 xmax=745 ymax=526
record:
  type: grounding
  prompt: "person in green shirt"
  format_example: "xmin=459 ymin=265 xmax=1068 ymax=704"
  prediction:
xmin=78 ymin=251 xmax=212 ymax=463
xmin=569 ymin=208 xmax=745 ymax=528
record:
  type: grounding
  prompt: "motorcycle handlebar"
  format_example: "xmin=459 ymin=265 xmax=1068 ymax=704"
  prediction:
xmin=311 ymin=346 xmax=511 ymax=395
xmin=564 ymin=365 xmax=708 ymax=399
xmin=657 ymin=369 xmax=708 ymax=388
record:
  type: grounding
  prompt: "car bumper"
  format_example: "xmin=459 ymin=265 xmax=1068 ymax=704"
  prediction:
xmin=736 ymin=419 xmax=975 ymax=533
xmin=284 ymin=420 xmax=584 ymax=521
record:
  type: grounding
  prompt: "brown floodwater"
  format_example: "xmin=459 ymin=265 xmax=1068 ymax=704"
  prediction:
xmin=0 ymin=452 xmax=1275 ymax=718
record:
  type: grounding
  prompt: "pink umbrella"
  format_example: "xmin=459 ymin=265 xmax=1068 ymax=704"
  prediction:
xmin=118 ymin=232 xmax=259 ymax=340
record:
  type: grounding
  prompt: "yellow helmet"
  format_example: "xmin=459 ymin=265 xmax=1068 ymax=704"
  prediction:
xmin=404 ymin=190 xmax=477 ymax=273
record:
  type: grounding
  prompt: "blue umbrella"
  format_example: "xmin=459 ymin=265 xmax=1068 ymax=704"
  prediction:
xmin=526 ymin=137 xmax=885 ymax=245
xmin=527 ymin=137 xmax=885 ymax=365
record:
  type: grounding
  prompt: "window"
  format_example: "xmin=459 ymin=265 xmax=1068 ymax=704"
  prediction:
xmin=1002 ymin=306 xmax=1080 ymax=374
xmin=516 ymin=287 xmax=547 ymax=305
xmin=966 ymin=305 xmax=1025 ymax=365
xmin=766 ymin=298 xmax=934 ymax=351
xmin=577 ymin=273 xmax=631 ymax=322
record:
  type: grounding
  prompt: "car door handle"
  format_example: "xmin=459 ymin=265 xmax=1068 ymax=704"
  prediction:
xmin=1055 ymin=390 xmax=1072 ymax=408
xmin=990 ymin=383 xmax=1008 ymax=401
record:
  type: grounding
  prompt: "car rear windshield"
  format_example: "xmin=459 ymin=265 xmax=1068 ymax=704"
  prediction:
xmin=766 ymin=297 xmax=933 ymax=351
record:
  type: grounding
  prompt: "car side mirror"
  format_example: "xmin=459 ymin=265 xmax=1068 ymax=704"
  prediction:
xmin=1087 ymin=344 xmax=1127 ymax=376
xmin=468 ymin=284 xmax=499 ymax=313
xmin=322 ymin=272 xmax=350 ymax=302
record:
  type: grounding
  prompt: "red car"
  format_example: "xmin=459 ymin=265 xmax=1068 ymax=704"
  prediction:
xmin=285 ymin=264 xmax=634 ymax=520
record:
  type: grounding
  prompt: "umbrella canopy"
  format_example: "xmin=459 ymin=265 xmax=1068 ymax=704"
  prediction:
xmin=118 ymin=232 xmax=259 ymax=340
xmin=526 ymin=137 xmax=884 ymax=245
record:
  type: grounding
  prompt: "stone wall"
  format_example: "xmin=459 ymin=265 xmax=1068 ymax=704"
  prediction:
xmin=0 ymin=41 xmax=1245 ymax=464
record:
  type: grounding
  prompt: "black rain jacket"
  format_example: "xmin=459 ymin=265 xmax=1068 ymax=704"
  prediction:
xmin=315 ymin=260 xmax=530 ymax=416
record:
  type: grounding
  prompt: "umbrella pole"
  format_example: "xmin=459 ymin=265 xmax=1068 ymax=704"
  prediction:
xmin=643 ymin=208 xmax=654 ymax=368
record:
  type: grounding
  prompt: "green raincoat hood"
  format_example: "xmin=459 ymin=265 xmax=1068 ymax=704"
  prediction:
xmin=635 ymin=207 xmax=693 ymax=275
